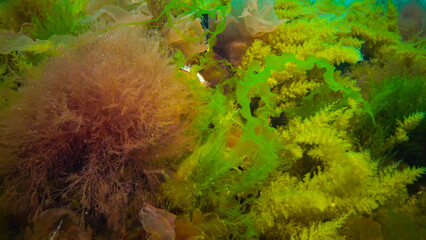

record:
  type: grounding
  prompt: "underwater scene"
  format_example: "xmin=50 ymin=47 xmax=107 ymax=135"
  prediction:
xmin=0 ymin=0 xmax=425 ymax=239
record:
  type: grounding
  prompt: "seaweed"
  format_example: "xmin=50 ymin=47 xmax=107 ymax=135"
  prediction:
xmin=30 ymin=0 xmax=88 ymax=40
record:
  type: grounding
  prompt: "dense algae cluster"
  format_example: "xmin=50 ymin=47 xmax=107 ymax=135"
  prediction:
xmin=0 ymin=0 xmax=425 ymax=239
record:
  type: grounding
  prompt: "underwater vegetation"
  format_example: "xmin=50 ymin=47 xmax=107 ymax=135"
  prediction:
xmin=0 ymin=0 xmax=425 ymax=239
xmin=0 ymin=26 xmax=199 ymax=232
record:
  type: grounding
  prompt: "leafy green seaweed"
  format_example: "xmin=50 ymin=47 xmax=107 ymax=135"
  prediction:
xmin=31 ymin=0 xmax=87 ymax=40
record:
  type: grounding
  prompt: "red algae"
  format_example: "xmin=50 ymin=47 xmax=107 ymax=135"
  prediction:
xmin=0 ymin=26 xmax=198 ymax=231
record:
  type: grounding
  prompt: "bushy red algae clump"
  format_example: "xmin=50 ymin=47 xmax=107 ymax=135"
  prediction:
xmin=0 ymin=26 xmax=198 ymax=230
xmin=398 ymin=0 xmax=426 ymax=41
